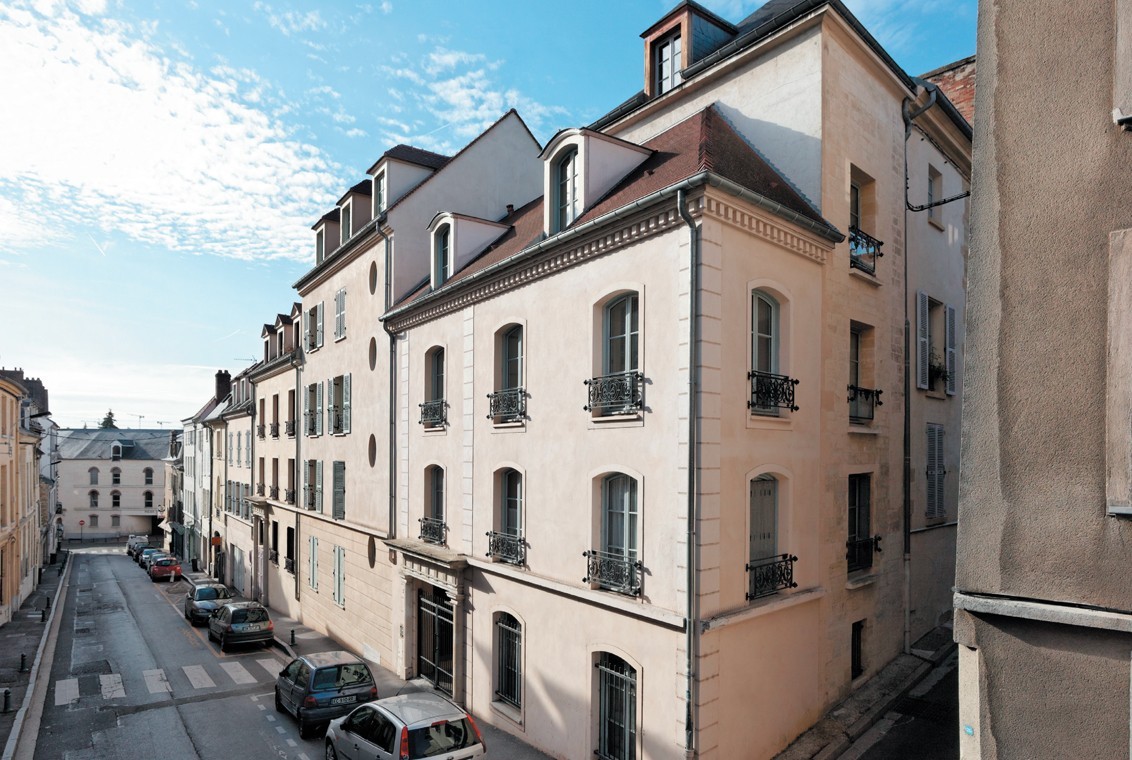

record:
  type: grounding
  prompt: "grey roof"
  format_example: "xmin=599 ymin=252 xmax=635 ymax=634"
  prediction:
xmin=55 ymin=429 xmax=171 ymax=462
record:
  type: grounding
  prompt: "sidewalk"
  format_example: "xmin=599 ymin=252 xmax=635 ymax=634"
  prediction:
xmin=0 ymin=551 xmax=69 ymax=760
xmin=182 ymin=570 xmax=553 ymax=759
xmin=774 ymin=626 xmax=957 ymax=760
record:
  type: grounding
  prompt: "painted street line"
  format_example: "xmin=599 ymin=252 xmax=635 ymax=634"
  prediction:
xmin=182 ymin=664 xmax=216 ymax=689
xmin=54 ymin=678 xmax=79 ymax=706
xmin=220 ymin=661 xmax=256 ymax=685
xmin=143 ymin=668 xmax=171 ymax=694
xmin=99 ymin=673 xmax=125 ymax=699
xmin=256 ymin=657 xmax=283 ymax=678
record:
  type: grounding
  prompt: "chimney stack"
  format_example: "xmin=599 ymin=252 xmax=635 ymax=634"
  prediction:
xmin=506 ymin=204 xmax=514 ymax=215
xmin=215 ymin=370 xmax=232 ymax=401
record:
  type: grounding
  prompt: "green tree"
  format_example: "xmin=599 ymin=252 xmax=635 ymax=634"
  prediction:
xmin=99 ymin=410 xmax=118 ymax=429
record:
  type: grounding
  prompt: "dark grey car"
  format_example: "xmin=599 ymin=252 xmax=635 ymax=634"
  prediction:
xmin=183 ymin=583 xmax=232 ymax=625
xmin=274 ymin=651 xmax=377 ymax=739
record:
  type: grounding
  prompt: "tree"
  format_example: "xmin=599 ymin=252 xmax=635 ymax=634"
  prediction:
xmin=99 ymin=410 xmax=118 ymax=429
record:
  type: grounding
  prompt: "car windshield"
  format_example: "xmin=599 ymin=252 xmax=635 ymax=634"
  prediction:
xmin=157 ymin=559 xmax=176 ymax=566
xmin=408 ymin=718 xmax=479 ymax=758
xmin=311 ymin=663 xmax=372 ymax=690
xmin=196 ymin=587 xmax=229 ymax=601
xmin=232 ymin=608 xmax=269 ymax=624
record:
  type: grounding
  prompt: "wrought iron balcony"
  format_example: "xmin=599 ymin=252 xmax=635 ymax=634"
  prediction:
xmin=846 ymin=534 xmax=882 ymax=573
xmin=269 ymin=549 xmax=279 ymax=565
xmin=284 ymin=488 xmax=295 ymax=505
xmin=748 ymin=370 xmax=800 ymax=415
xmin=848 ymin=385 xmax=883 ymax=423
xmin=419 ymin=399 xmax=446 ymax=428
xmin=849 ymin=226 xmax=884 ymax=275
xmin=257 ymin=424 xmax=266 ymax=439
xmin=256 ymin=483 xmax=265 ymax=496
xmin=746 ymin=554 xmax=799 ymax=600
xmin=485 ymin=530 xmax=525 ymax=565
xmin=584 ymin=371 xmax=644 ymax=415
xmin=269 ymin=422 xmax=280 ymax=438
xmin=285 ymin=420 xmax=296 ymax=437
xmin=304 ymin=486 xmax=316 ymax=510
xmin=487 ymin=387 xmax=526 ymax=422
xmin=269 ymin=485 xmax=279 ymax=500
xmin=330 ymin=412 xmax=345 ymax=435
xmin=306 ymin=417 xmax=317 ymax=436
xmin=419 ymin=516 xmax=447 ymax=545
xmin=284 ymin=556 xmax=295 ymax=574
xmin=583 ymin=549 xmax=643 ymax=596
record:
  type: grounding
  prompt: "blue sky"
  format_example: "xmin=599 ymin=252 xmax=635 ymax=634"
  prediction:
xmin=0 ymin=0 xmax=976 ymax=428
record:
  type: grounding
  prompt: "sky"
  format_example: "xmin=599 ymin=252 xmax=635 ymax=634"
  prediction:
xmin=0 ymin=0 xmax=976 ymax=429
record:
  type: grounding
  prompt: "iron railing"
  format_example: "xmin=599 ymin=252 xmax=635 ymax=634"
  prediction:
xmin=848 ymin=385 xmax=883 ymax=423
xmin=748 ymin=370 xmax=800 ymax=414
xmin=284 ymin=488 xmax=295 ymax=505
xmin=329 ymin=411 xmax=345 ymax=435
xmin=746 ymin=554 xmax=798 ymax=600
xmin=304 ymin=486 xmax=316 ymax=510
xmin=255 ymin=483 xmax=265 ymax=497
xmin=487 ymin=387 xmax=525 ymax=422
xmin=285 ymin=420 xmax=296 ymax=437
xmin=257 ymin=424 xmax=266 ymax=439
xmin=849 ymin=226 xmax=884 ymax=275
xmin=419 ymin=516 xmax=447 ymax=545
xmin=269 ymin=422 xmax=279 ymax=438
xmin=584 ymin=372 xmax=644 ymax=415
xmin=305 ymin=415 xmax=317 ymax=436
xmin=847 ymin=535 xmax=882 ymax=572
xmin=419 ymin=399 xmax=446 ymax=428
xmin=269 ymin=549 xmax=279 ymax=565
xmin=584 ymin=549 xmax=643 ymax=596
xmin=268 ymin=485 xmax=279 ymax=500
xmin=284 ymin=556 xmax=295 ymax=574
xmin=485 ymin=530 xmax=525 ymax=565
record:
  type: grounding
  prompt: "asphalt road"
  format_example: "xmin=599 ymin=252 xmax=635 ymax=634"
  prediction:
xmin=34 ymin=551 xmax=325 ymax=760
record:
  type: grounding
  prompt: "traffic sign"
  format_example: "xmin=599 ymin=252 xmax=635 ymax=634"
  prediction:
xmin=79 ymin=519 xmax=85 ymax=526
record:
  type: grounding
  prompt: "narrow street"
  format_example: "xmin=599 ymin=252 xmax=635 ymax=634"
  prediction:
xmin=33 ymin=549 xmax=321 ymax=760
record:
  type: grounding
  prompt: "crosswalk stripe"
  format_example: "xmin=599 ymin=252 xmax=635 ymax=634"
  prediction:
xmin=182 ymin=665 xmax=216 ymax=689
xmin=54 ymin=678 xmax=79 ymax=706
xmin=219 ymin=662 xmax=256 ymax=685
xmin=100 ymin=673 xmax=125 ymax=699
xmin=143 ymin=669 xmax=171 ymax=694
xmin=256 ymin=658 xmax=283 ymax=679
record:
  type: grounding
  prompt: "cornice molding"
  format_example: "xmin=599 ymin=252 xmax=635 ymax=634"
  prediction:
xmin=703 ymin=194 xmax=831 ymax=265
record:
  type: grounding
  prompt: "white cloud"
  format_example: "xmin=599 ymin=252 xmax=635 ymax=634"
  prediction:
xmin=0 ymin=2 xmax=342 ymax=262
xmin=380 ymin=1 xmax=392 ymax=14
xmin=253 ymin=1 xmax=325 ymax=36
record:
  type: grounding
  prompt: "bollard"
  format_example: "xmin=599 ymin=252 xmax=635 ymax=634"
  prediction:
xmin=19 ymin=653 xmax=26 ymax=672
xmin=57 ymin=564 xmax=62 ymax=577
xmin=290 ymin=629 xmax=296 ymax=646
xmin=41 ymin=609 xmax=46 ymax=623
xmin=3 ymin=688 xmax=9 ymax=713
xmin=44 ymin=596 xmax=50 ymax=611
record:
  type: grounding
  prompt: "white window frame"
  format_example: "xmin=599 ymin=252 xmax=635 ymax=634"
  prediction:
xmin=334 ymin=287 xmax=347 ymax=340
xmin=373 ymin=171 xmax=385 ymax=215
xmin=434 ymin=224 xmax=451 ymax=286
xmin=604 ymin=293 xmax=640 ymax=375
xmin=555 ymin=148 xmax=579 ymax=232
xmin=655 ymin=31 xmax=682 ymax=94
xmin=308 ymin=535 xmax=318 ymax=590
xmin=316 ymin=228 xmax=325 ymax=264
xmin=340 ymin=200 xmax=352 ymax=245
xmin=332 ymin=544 xmax=345 ymax=607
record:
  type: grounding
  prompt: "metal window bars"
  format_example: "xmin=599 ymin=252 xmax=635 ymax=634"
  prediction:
xmin=419 ymin=399 xmax=446 ymax=428
xmin=584 ymin=372 xmax=644 ymax=415
xmin=846 ymin=534 xmax=882 ymax=572
xmin=745 ymin=553 xmax=799 ymax=600
xmin=419 ymin=516 xmax=447 ymax=545
xmin=485 ymin=530 xmax=525 ymax=565
xmin=583 ymin=549 xmax=643 ymax=596
xmin=748 ymin=370 xmax=800 ymax=414
xmin=847 ymin=385 xmax=883 ymax=423
xmin=849 ymin=226 xmax=884 ymax=275
xmin=487 ymin=387 xmax=526 ymax=422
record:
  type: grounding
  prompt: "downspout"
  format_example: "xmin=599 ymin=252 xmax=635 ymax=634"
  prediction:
xmin=384 ymin=231 xmax=397 ymax=540
xmin=677 ymin=189 xmax=699 ymax=758
xmin=900 ymin=82 xmax=937 ymax=653
xmin=294 ymin=349 xmax=303 ymax=603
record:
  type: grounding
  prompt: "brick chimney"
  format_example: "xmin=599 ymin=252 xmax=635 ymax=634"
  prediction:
xmin=215 ymin=370 xmax=231 ymax=401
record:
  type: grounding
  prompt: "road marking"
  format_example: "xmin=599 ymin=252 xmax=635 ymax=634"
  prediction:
xmin=286 ymin=739 xmax=297 ymax=747
xmin=256 ymin=657 xmax=282 ymax=678
xmin=220 ymin=661 xmax=256 ymax=685
xmin=182 ymin=665 xmax=216 ymax=689
xmin=275 ymin=726 xmax=286 ymax=734
xmin=266 ymin=715 xmax=276 ymax=722
xmin=54 ymin=678 xmax=79 ymax=706
xmin=99 ymin=673 xmax=125 ymax=699
xmin=143 ymin=669 xmax=171 ymax=694
xmin=257 ymin=704 xmax=266 ymax=711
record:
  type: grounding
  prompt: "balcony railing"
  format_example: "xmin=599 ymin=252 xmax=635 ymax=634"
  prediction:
xmin=848 ymin=385 xmax=883 ymax=423
xmin=583 ymin=549 xmax=643 ymax=596
xmin=748 ymin=370 xmax=800 ymax=415
xmin=256 ymin=483 xmax=265 ymax=497
xmin=419 ymin=399 xmax=446 ymax=428
xmin=269 ymin=422 xmax=280 ymax=438
xmin=269 ymin=485 xmax=279 ymax=500
xmin=329 ymin=411 xmax=345 ymax=435
xmin=304 ymin=487 xmax=316 ymax=510
xmin=746 ymin=554 xmax=799 ymax=600
xmin=487 ymin=387 xmax=526 ymax=423
xmin=584 ymin=371 xmax=644 ymax=415
xmin=269 ymin=549 xmax=279 ymax=565
xmin=849 ymin=226 xmax=884 ymax=275
xmin=284 ymin=488 xmax=295 ymax=505
xmin=485 ymin=530 xmax=525 ymax=565
xmin=847 ymin=535 xmax=882 ymax=573
xmin=284 ymin=556 xmax=295 ymax=574
xmin=306 ymin=417 xmax=317 ymax=436
xmin=257 ymin=424 xmax=266 ymax=439
xmin=419 ymin=516 xmax=447 ymax=545
xmin=285 ymin=420 xmax=296 ymax=437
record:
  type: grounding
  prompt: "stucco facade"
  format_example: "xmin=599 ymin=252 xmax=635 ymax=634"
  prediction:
xmin=954 ymin=0 xmax=1132 ymax=757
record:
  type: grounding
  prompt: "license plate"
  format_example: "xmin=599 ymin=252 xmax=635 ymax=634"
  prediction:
xmin=243 ymin=624 xmax=264 ymax=631
xmin=331 ymin=696 xmax=356 ymax=705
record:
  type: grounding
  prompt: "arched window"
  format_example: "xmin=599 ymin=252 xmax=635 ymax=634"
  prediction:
xmin=144 ymin=491 xmax=153 ymax=509
xmin=588 ymin=474 xmax=641 ymax=595
xmin=555 ymin=148 xmax=579 ymax=232
xmin=88 ymin=467 xmax=99 ymax=485
xmin=420 ymin=465 xmax=446 ymax=545
xmin=495 ymin=613 xmax=522 ymax=708
xmin=501 ymin=469 xmax=522 ymax=537
xmin=490 ymin=325 xmax=525 ymax=423
xmin=88 ymin=490 xmax=99 ymax=508
xmin=502 ymin=326 xmax=523 ymax=391
xmin=596 ymin=652 xmax=637 ymax=760
xmin=421 ymin=347 xmax=446 ymax=428
xmin=605 ymin=294 xmax=639 ymax=375
xmin=111 ymin=467 xmax=121 ymax=485
xmin=434 ymin=224 xmax=451 ymax=285
xmin=751 ymin=291 xmax=778 ymax=375
xmin=144 ymin=467 xmax=154 ymax=485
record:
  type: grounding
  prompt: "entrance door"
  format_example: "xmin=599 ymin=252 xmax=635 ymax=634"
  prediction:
xmin=417 ymin=586 xmax=454 ymax=695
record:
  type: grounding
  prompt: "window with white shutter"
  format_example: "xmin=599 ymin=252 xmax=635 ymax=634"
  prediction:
xmin=315 ymin=460 xmax=324 ymax=512
xmin=316 ymin=302 xmax=324 ymax=347
xmin=332 ymin=545 xmax=345 ymax=608
xmin=308 ymin=535 xmax=318 ymax=590
xmin=916 ymin=290 xmax=930 ymax=390
xmin=316 ymin=382 xmax=324 ymax=436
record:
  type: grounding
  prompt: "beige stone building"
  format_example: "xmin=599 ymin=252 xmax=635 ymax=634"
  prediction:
xmin=954 ymin=1 xmax=1132 ymax=758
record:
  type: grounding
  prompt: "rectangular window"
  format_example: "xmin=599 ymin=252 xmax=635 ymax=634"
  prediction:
xmin=373 ymin=171 xmax=385 ymax=215
xmin=90 ymin=515 xmax=98 ymax=528
xmin=308 ymin=535 xmax=318 ymax=590
xmin=655 ymin=32 xmax=682 ymax=94
xmin=495 ymin=614 xmax=522 ymax=708
xmin=332 ymin=545 xmax=345 ymax=607
xmin=917 ymin=292 xmax=957 ymax=395
xmin=111 ymin=515 xmax=120 ymax=528
xmin=316 ymin=228 xmax=325 ymax=264
xmin=304 ymin=303 xmax=324 ymax=351
xmin=328 ymin=374 xmax=351 ymax=434
xmin=340 ymin=202 xmax=352 ymax=245
xmin=332 ymin=461 xmax=345 ymax=520
xmin=847 ymin=474 xmax=873 ymax=572
xmin=927 ymin=165 xmax=943 ymax=225
xmin=852 ymin=620 xmax=866 ymax=679
xmin=596 ymin=653 xmax=637 ymax=760
xmin=334 ymin=288 xmax=347 ymax=340
xmin=926 ymin=423 xmax=946 ymax=519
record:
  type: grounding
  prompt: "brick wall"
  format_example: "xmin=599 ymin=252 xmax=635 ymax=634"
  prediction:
xmin=925 ymin=56 xmax=976 ymax=125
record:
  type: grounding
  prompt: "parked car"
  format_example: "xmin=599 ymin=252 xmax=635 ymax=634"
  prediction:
xmin=184 ymin=583 xmax=232 ymax=625
xmin=141 ymin=551 xmax=171 ymax=572
xmin=206 ymin=602 xmax=274 ymax=652
xmin=275 ymin=651 xmax=378 ymax=739
xmin=136 ymin=547 xmax=162 ymax=566
xmin=126 ymin=535 xmax=149 ymax=556
xmin=324 ymin=692 xmax=485 ymax=760
xmin=148 ymin=556 xmax=181 ymax=582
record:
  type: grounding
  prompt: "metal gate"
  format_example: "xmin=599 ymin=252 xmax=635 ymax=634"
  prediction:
xmin=417 ymin=586 xmax=454 ymax=695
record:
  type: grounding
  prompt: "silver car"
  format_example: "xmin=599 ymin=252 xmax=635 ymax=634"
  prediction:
xmin=324 ymin=691 xmax=485 ymax=760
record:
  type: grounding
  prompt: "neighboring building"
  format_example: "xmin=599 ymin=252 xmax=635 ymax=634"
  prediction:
xmin=0 ymin=373 xmax=28 ymax=625
xmin=160 ymin=430 xmax=183 ymax=556
xmin=924 ymin=56 xmax=976 ymax=126
xmin=54 ymin=429 xmax=166 ymax=541
xmin=954 ymin=2 xmax=1132 ymax=758
xmin=181 ymin=370 xmax=229 ymax=570
xmin=216 ymin=366 xmax=256 ymax=594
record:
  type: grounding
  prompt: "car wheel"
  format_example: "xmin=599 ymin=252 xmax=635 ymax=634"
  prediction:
xmin=274 ymin=688 xmax=284 ymax=713
xmin=184 ymin=607 xmax=190 ymax=621
xmin=207 ymin=626 xmax=215 ymax=642
xmin=220 ymin=634 xmax=229 ymax=653
xmin=324 ymin=740 xmax=337 ymax=760
xmin=297 ymin=713 xmax=311 ymax=740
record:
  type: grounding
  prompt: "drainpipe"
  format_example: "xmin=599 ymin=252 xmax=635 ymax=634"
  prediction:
xmin=677 ymin=189 xmax=699 ymax=758
xmin=384 ymin=231 xmax=397 ymax=541
xmin=294 ymin=349 xmax=303 ymax=603
xmin=900 ymin=82 xmax=937 ymax=654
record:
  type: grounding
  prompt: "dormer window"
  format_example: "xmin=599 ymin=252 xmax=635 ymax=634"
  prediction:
xmin=340 ymin=202 xmax=352 ymax=245
xmin=655 ymin=31 xmax=682 ymax=94
xmin=374 ymin=171 xmax=386 ymax=215
xmin=316 ymin=228 xmax=325 ymax=264
xmin=111 ymin=443 xmax=122 ymax=460
xmin=434 ymin=224 xmax=451 ymax=286
xmin=555 ymin=148 xmax=579 ymax=232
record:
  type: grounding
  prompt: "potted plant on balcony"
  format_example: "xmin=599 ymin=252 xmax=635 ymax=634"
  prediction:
xmin=928 ymin=351 xmax=950 ymax=390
